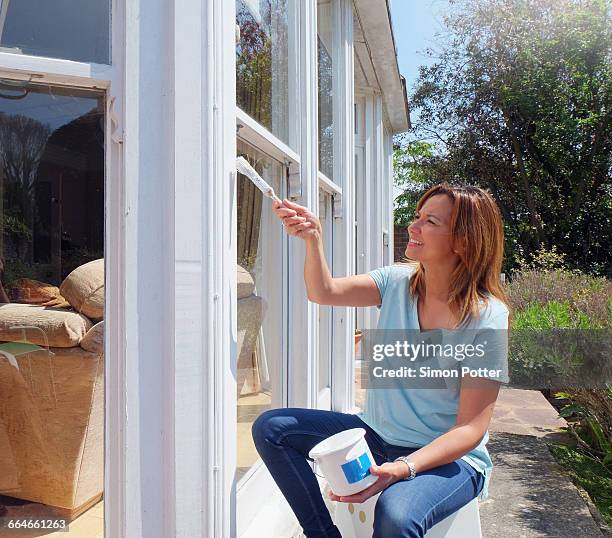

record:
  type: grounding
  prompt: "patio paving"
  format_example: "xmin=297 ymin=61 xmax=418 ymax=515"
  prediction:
xmin=482 ymin=387 xmax=608 ymax=537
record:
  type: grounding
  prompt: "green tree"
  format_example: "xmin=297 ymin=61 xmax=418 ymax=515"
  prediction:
xmin=393 ymin=138 xmax=437 ymax=227
xmin=409 ymin=0 xmax=612 ymax=275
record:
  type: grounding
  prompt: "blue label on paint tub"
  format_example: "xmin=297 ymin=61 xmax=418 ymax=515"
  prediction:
xmin=341 ymin=452 xmax=372 ymax=484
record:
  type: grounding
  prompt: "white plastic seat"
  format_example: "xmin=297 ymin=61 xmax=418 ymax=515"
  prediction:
xmin=334 ymin=494 xmax=482 ymax=538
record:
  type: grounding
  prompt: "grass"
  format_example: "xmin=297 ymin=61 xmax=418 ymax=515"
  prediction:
xmin=547 ymin=442 xmax=612 ymax=528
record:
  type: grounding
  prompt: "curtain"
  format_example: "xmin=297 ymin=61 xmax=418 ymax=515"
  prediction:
xmin=237 ymin=170 xmax=263 ymax=273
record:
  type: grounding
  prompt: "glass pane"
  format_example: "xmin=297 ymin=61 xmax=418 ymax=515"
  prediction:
xmin=0 ymin=0 xmax=111 ymax=64
xmin=236 ymin=139 xmax=285 ymax=484
xmin=0 ymin=82 xmax=104 ymax=529
xmin=318 ymin=192 xmax=332 ymax=393
xmin=236 ymin=0 xmax=290 ymax=145
xmin=317 ymin=0 xmax=334 ymax=180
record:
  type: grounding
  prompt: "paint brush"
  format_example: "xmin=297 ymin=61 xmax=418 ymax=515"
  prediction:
xmin=236 ymin=156 xmax=282 ymax=204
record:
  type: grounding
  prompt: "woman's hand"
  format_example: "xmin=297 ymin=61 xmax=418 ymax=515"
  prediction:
xmin=328 ymin=461 xmax=408 ymax=504
xmin=272 ymin=198 xmax=322 ymax=242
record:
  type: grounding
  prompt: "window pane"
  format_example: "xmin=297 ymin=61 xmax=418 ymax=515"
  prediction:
xmin=236 ymin=0 xmax=290 ymax=145
xmin=0 ymin=0 xmax=111 ymax=64
xmin=317 ymin=0 xmax=334 ymax=180
xmin=236 ymin=139 xmax=285 ymax=484
xmin=0 ymin=82 xmax=104 ymax=527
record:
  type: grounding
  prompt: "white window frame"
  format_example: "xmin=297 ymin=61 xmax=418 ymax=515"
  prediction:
xmin=234 ymin=1 xmax=303 ymax=535
xmin=318 ymin=170 xmax=342 ymax=196
xmin=0 ymin=6 xmax=121 ymax=537
xmin=329 ymin=0 xmax=355 ymax=413
xmin=315 ymin=0 xmax=342 ymax=192
xmin=234 ymin=136 xmax=291 ymax=533
xmin=283 ymin=0 xmax=317 ymax=417
xmin=382 ymin=126 xmax=394 ymax=266
xmin=234 ymin=0 xmax=356 ymax=535
xmin=354 ymin=88 xmax=387 ymax=334
xmin=317 ymin=189 xmax=333 ymax=410
xmin=236 ymin=107 xmax=300 ymax=167
xmin=0 ymin=52 xmax=113 ymax=79
xmin=311 ymin=0 xmax=355 ymax=415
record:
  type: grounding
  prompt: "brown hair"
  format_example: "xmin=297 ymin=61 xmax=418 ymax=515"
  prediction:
xmin=407 ymin=183 xmax=511 ymax=327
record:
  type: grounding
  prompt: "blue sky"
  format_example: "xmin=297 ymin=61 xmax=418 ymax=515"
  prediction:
xmin=389 ymin=0 xmax=450 ymax=93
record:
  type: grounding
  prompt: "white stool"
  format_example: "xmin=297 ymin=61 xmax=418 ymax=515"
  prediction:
xmin=334 ymin=494 xmax=482 ymax=538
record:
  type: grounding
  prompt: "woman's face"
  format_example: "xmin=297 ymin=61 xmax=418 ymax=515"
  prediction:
xmin=406 ymin=194 xmax=457 ymax=264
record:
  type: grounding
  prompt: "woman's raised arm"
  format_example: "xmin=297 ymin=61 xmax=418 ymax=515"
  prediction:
xmin=273 ymin=199 xmax=381 ymax=307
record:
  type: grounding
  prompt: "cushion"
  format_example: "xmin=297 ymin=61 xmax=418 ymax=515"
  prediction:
xmin=0 ymin=304 xmax=92 ymax=348
xmin=60 ymin=259 xmax=104 ymax=321
xmin=80 ymin=321 xmax=104 ymax=354
xmin=7 ymin=278 xmax=71 ymax=308
xmin=237 ymin=265 xmax=255 ymax=299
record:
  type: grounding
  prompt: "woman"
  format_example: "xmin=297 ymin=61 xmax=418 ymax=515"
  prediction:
xmin=252 ymin=184 xmax=511 ymax=538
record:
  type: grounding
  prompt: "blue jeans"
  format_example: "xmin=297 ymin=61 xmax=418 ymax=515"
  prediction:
xmin=252 ymin=408 xmax=485 ymax=538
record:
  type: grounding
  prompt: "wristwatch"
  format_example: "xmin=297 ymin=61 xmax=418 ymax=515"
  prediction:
xmin=394 ymin=456 xmax=417 ymax=480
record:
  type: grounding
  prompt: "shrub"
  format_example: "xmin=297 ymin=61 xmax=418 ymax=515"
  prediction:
xmin=512 ymin=301 xmax=591 ymax=329
xmin=554 ymin=387 xmax=612 ymax=472
xmin=507 ymin=270 xmax=612 ymax=328
xmin=506 ymin=251 xmax=611 ymax=480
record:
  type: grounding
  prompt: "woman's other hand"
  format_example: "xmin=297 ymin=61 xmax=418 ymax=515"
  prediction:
xmin=272 ymin=198 xmax=322 ymax=242
xmin=327 ymin=462 xmax=408 ymax=504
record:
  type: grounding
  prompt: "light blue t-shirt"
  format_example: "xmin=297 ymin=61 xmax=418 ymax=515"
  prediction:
xmin=359 ymin=263 xmax=510 ymax=501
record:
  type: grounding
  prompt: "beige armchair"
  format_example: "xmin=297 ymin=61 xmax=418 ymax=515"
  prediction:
xmin=0 ymin=261 xmax=265 ymax=518
xmin=0 ymin=259 xmax=104 ymax=519
xmin=236 ymin=264 xmax=266 ymax=396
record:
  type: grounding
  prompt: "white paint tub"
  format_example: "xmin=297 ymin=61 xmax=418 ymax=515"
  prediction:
xmin=308 ymin=428 xmax=379 ymax=496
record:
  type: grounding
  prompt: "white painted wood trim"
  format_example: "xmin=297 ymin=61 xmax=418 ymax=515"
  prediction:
xmin=318 ymin=171 xmax=342 ymax=196
xmin=383 ymin=128 xmax=395 ymax=265
xmin=361 ymin=93 xmax=377 ymax=331
xmin=352 ymin=0 xmax=409 ymax=133
xmin=287 ymin=0 xmax=318 ymax=409
xmin=104 ymin=2 xmax=126 ymax=537
xmin=106 ymin=0 xmax=236 ymax=536
xmin=331 ymin=0 xmax=355 ymax=413
xmin=120 ymin=0 xmax=176 ymax=534
xmin=317 ymin=386 xmax=332 ymax=409
xmin=210 ymin=1 xmax=238 ymax=537
xmin=373 ymin=94 xmax=384 ymax=269
xmin=172 ymin=0 xmax=213 ymax=535
xmin=0 ymin=51 xmax=113 ymax=83
xmin=236 ymin=107 xmax=300 ymax=166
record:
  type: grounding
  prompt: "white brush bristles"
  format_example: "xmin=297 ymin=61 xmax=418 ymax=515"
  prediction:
xmin=236 ymin=156 xmax=282 ymax=203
